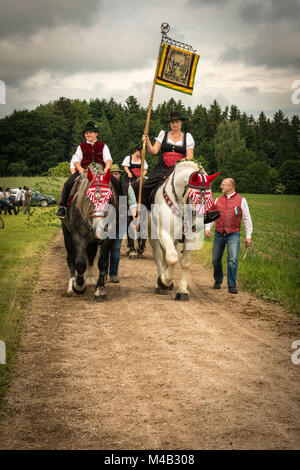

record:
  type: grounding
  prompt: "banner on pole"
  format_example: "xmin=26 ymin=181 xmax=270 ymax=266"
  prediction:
xmin=155 ymin=43 xmax=199 ymax=95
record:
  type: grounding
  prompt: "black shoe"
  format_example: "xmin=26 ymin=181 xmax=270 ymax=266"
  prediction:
xmin=56 ymin=206 xmax=67 ymax=219
xmin=204 ymin=210 xmax=220 ymax=224
xmin=213 ymin=281 xmax=221 ymax=289
xmin=228 ymin=286 xmax=238 ymax=294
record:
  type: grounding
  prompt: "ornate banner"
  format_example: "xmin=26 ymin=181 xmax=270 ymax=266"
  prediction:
xmin=155 ymin=43 xmax=199 ymax=95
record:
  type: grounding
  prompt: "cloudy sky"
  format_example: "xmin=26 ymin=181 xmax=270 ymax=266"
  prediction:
xmin=0 ymin=0 xmax=299 ymax=119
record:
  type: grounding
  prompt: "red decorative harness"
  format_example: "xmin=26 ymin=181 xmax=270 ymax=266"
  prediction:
xmin=86 ymin=168 xmax=112 ymax=217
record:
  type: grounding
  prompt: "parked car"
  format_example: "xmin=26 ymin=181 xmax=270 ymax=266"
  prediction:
xmin=9 ymin=188 xmax=57 ymax=207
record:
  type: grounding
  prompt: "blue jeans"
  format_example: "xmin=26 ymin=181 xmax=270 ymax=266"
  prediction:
xmin=212 ymin=231 xmax=240 ymax=287
xmin=107 ymin=237 xmax=123 ymax=277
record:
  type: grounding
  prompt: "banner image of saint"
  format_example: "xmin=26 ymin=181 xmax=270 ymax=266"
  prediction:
xmin=156 ymin=43 xmax=199 ymax=95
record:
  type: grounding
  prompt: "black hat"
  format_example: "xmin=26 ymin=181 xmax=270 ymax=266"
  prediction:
xmin=83 ymin=121 xmax=99 ymax=133
xmin=167 ymin=111 xmax=186 ymax=123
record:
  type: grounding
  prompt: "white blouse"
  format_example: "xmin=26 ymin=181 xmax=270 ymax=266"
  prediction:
xmin=156 ymin=130 xmax=195 ymax=149
xmin=122 ymin=155 xmax=148 ymax=169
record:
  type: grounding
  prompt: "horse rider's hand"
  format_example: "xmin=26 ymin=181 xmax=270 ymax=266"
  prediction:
xmin=245 ymin=238 xmax=252 ymax=248
xmin=205 ymin=229 xmax=211 ymax=239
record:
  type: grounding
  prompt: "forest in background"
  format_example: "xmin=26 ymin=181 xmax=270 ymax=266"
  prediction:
xmin=0 ymin=96 xmax=299 ymax=193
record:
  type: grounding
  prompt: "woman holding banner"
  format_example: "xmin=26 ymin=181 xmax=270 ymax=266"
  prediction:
xmin=141 ymin=111 xmax=194 ymax=208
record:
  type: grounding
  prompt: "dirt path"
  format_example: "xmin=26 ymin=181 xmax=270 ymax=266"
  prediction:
xmin=0 ymin=231 xmax=299 ymax=450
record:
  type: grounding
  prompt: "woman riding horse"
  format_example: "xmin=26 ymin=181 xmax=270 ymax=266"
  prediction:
xmin=142 ymin=111 xmax=194 ymax=208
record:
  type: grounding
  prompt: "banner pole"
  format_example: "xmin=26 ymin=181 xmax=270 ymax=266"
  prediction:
xmin=137 ymin=23 xmax=169 ymax=217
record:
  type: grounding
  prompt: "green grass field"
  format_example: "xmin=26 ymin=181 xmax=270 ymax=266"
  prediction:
xmin=195 ymin=193 xmax=300 ymax=315
xmin=0 ymin=207 xmax=60 ymax=413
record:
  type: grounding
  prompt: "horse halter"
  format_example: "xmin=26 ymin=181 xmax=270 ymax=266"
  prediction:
xmin=185 ymin=171 xmax=221 ymax=214
xmin=86 ymin=168 xmax=113 ymax=219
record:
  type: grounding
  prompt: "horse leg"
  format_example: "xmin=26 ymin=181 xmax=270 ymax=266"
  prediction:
xmin=72 ymin=238 xmax=87 ymax=295
xmin=175 ymin=247 xmax=192 ymax=301
xmin=62 ymin=224 xmax=76 ymax=295
xmin=85 ymin=242 xmax=98 ymax=286
xmin=94 ymin=239 xmax=112 ymax=301
xmin=137 ymin=237 xmax=146 ymax=256
xmin=156 ymin=231 xmax=177 ymax=292
xmin=127 ymin=216 xmax=137 ymax=259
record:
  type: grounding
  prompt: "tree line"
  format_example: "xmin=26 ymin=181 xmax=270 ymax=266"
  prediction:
xmin=0 ymin=95 xmax=299 ymax=194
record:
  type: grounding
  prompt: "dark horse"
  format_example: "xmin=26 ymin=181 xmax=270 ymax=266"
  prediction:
xmin=61 ymin=163 xmax=120 ymax=301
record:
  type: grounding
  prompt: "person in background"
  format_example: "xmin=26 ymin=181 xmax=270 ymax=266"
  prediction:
xmin=121 ymin=144 xmax=148 ymax=193
xmin=15 ymin=187 xmax=22 ymax=213
xmin=23 ymin=187 xmax=32 ymax=215
xmin=0 ymin=187 xmax=17 ymax=215
xmin=205 ymin=177 xmax=253 ymax=294
xmin=104 ymin=164 xmax=137 ymax=283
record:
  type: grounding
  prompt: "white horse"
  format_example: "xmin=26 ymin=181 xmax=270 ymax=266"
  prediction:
xmin=148 ymin=160 xmax=205 ymax=301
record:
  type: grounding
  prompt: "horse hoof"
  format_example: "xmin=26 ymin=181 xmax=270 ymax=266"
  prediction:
xmin=155 ymin=287 xmax=169 ymax=295
xmin=72 ymin=282 xmax=86 ymax=295
xmin=175 ymin=292 xmax=190 ymax=301
xmin=157 ymin=275 xmax=173 ymax=291
xmin=94 ymin=293 xmax=107 ymax=302
xmin=129 ymin=252 xmax=137 ymax=259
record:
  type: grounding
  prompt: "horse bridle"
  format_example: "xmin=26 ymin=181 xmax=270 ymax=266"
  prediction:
xmin=163 ymin=171 xmax=197 ymax=218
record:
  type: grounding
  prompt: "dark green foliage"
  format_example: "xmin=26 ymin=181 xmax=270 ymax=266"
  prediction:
xmin=0 ymin=96 xmax=299 ymax=193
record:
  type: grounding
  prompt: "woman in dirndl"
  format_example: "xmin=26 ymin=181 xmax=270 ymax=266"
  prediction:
xmin=141 ymin=111 xmax=195 ymax=208
xmin=121 ymin=144 xmax=148 ymax=193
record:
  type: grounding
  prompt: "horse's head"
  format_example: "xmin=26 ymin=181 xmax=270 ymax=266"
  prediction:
xmin=186 ymin=171 xmax=221 ymax=214
xmin=84 ymin=165 xmax=116 ymax=239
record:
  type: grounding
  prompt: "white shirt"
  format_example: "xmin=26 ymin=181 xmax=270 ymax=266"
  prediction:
xmin=122 ymin=155 xmax=148 ymax=170
xmin=206 ymin=192 xmax=253 ymax=239
xmin=71 ymin=140 xmax=112 ymax=169
xmin=156 ymin=130 xmax=195 ymax=149
xmin=15 ymin=188 xmax=22 ymax=201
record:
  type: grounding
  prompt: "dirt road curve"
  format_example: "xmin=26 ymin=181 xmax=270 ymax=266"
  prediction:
xmin=0 ymin=231 xmax=299 ymax=450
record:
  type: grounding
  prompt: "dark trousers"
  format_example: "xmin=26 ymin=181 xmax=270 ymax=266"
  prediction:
xmin=212 ymin=231 xmax=240 ymax=287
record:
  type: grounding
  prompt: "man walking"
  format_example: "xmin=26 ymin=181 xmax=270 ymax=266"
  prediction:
xmin=205 ymin=178 xmax=253 ymax=294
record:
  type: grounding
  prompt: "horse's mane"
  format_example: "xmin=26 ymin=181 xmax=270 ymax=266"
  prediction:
xmin=174 ymin=159 xmax=199 ymax=173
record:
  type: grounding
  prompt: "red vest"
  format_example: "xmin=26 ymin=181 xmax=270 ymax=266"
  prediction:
xmin=215 ymin=192 xmax=243 ymax=234
xmin=80 ymin=141 xmax=105 ymax=169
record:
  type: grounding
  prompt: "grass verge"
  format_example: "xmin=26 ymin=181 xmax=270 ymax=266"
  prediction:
xmin=0 ymin=207 xmax=60 ymax=415
xmin=194 ymin=193 xmax=300 ymax=315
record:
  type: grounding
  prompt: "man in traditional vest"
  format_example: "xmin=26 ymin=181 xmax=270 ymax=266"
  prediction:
xmin=205 ymin=178 xmax=253 ymax=294
xmin=56 ymin=121 xmax=112 ymax=218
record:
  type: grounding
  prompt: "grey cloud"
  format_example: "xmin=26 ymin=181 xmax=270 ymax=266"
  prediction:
xmin=219 ymin=31 xmax=300 ymax=70
xmin=0 ymin=23 xmax=155 ymax=86
xmin=0 ymin=0 xmax=101 ymax=38
xmin=240 ymin=86 xmax=260 ymax=94
xmin=238 ymin=0 xmax=300 ymax=26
